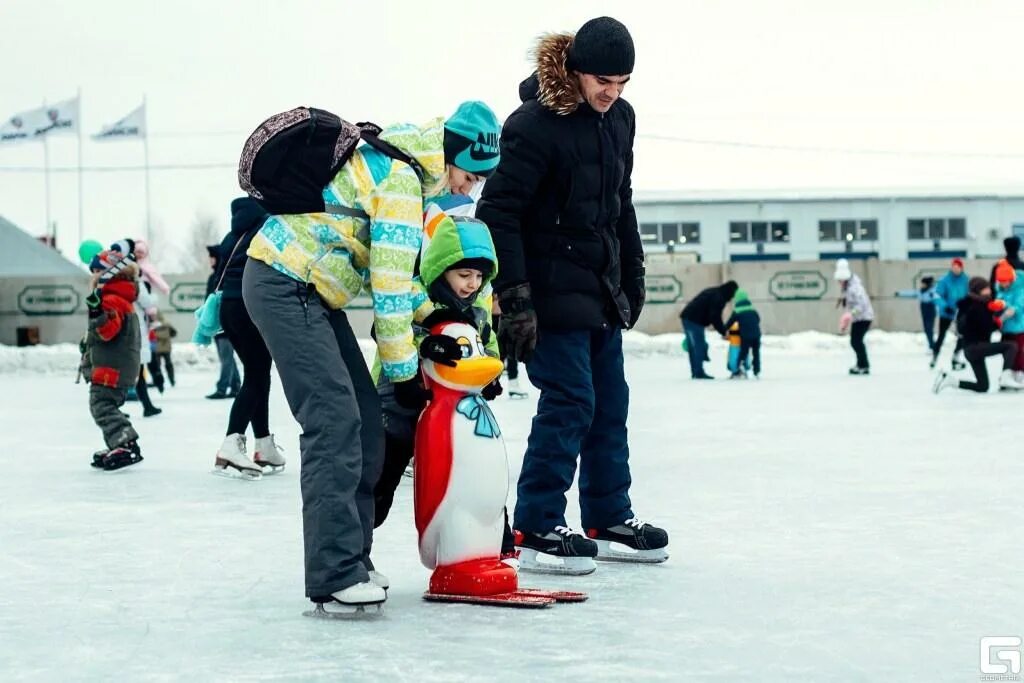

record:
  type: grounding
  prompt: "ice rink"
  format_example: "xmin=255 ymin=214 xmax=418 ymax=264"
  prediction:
xmin=2 ymin=334 xmax=1022 ymax=682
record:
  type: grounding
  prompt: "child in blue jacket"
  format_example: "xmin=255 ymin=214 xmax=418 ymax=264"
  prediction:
xmin=994 ymin=259 xmax=1024 ymax=374
xmin=896 ymin=276 xmax=939 ymax=352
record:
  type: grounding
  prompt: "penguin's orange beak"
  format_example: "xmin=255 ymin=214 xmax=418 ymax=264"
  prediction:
xmin=435 ymin=355 xmax=504 ymax=388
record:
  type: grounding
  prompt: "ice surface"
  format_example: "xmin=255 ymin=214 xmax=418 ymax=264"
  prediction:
xmin=1 ymin=336 xmax=1022 ymax=682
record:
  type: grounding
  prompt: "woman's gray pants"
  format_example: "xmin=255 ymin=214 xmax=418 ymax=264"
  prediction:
xmin=243 ymin=259 xmax=384 ymax=598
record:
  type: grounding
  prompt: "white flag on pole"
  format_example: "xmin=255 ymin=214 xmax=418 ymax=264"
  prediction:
xmin=0 ymin=96 xmax=80 ymax=144
xmin=35 ymin=97 xmax=79 ymax=138
xmin=93 ymin=103 xmax=146 ymax=141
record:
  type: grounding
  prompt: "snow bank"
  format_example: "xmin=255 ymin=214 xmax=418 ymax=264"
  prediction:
xmin=622 ymin=329 xmax=928 ymax=357
xmin=0 ymin=331 xmax=927 ymax=375
xmin=0 ymin=342 xmax=222 ymax=376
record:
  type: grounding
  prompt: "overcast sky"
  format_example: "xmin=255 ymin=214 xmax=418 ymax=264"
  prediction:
xmin=2 ymin=0 xmax=1022 ymax=269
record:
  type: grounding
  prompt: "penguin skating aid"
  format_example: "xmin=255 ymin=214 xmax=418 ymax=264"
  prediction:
xmin=414 ymin=320 xmax=586 ymax=608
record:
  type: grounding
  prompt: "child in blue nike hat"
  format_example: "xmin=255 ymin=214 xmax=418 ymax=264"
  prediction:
xmin=444 ymin=100 xmax=501 ymax=195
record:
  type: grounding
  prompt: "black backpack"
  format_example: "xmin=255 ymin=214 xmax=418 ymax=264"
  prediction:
xmin=238 ymin=107 xmax=424 ymax=216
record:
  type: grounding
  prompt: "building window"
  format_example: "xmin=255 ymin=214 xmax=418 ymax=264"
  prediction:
xmin=680 ymin=223 xmax=700 ymax=244
xmin=772 ymin=221 xmax=790 ymax=242
xmin=947 ymin=218 xmax=966 ymax=239
xmin=818 ymin=218 xmax=878 ymax=242
xmin=819 ymin=220 xmax=838 ymax=241
xmin=662 ymin=223 xmax=680 ymax=245
xmin=858 ymin=219 xmax=878 ymax=240
xmin=731 ymin=220 xmax=789 ymax=243
xmin=908 ymin=219 xmax=926 ymax=240
xmin=908 ymin=217 xmax=968 ymax=240
xmin=640 ymin=222 xmax=700 ymax=245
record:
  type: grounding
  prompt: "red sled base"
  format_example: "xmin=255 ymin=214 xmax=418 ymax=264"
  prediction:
xmin=423 ymin=588 xmax=588 ymax=608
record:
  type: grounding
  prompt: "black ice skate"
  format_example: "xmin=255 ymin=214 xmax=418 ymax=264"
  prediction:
xmin=101 ymin=442 xmax=143 ymax=471
xmin=90 ymin=449 xmax=109 ymax=468
xmin=587 ymin=518 xmax=669 ymax=564
xmin=515 ymin=526 xmax=598 ymax=576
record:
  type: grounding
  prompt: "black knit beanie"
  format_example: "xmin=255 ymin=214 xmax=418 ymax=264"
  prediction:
xmin=447 ymin=257 xmax=494 ymax=279
xmin=566 ymin=17 xmax=635 ymax=76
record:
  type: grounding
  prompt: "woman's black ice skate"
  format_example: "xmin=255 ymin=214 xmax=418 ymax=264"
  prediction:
xmin=515 ymin=526 xmax=598 ymax=576
xmin=587 ymin=518 xmax=669 ymax=564
xmin=101 ymin=442 xmax=143 ymax=471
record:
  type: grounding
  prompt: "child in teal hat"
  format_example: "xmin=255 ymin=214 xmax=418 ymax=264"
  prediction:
xmin=724 ymin=288 xmax=762 ymax=378
xmin=444 ymin=101 xmax=501 ymax=195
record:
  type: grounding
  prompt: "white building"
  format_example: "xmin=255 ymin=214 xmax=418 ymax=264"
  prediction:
xmin=634 ymin=188 xmax=1024 ymax=263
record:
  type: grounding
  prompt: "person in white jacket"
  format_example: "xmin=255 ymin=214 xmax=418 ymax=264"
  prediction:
xmin=835 ymin=258 xmax=874 ymax=375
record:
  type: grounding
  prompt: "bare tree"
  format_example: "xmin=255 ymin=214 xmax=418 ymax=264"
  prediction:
xmin=180 ymin=212 xmax=223 ymax=273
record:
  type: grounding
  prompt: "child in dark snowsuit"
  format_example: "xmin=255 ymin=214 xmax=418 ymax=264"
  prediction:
xmin=724 ymin=288 xmax=762 ymax=377
xmin=81 ymin=251 xmax=143 ymax=470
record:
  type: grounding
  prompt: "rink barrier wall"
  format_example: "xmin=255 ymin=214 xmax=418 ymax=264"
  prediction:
xmin=0 ymin=256 xmax=983 ymax=344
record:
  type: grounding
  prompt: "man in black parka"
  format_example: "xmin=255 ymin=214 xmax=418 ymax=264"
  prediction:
xmin=680 ymin=281 xmax=739 ymax=379
xmin=477 ymin=16 xmax=668 ymax=573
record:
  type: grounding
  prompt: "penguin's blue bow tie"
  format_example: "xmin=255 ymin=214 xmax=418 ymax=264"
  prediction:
xmin=456 ymin=395 xmax=502 ymax=438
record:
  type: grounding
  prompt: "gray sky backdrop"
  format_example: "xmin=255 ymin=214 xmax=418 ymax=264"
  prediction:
xmin=2 ymin=0 xmax=1022 ymax=269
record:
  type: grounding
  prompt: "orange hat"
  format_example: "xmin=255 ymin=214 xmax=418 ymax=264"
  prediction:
xmin=995 ymin=259 xmax=1016 ymax=285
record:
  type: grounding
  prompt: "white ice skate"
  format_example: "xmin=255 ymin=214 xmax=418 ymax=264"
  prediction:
xmin=304 ymin=581 xmax=386 ymax=619
xmin=253 ymin=434 xmax=286 ymax=473
xmin=932 ymin=371 xmax=957 ymax=394
xmin=368 ymin=570 xmax=389 ymax=591
xmin=213 ymin=434 xmax=262 ymax=480
xmin=999 ymin=370 xmax=1024 ymax=391
xmin=508 ymin=378 xmax=529 ymax=400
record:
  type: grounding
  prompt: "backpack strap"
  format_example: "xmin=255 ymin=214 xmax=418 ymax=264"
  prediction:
xmin=357 ymin=122 xmax=426 ymax=182
xmin=323 ymin=203 xmax=370 ymax=219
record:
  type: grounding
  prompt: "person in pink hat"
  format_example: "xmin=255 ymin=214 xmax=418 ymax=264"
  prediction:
xmin=932 ymin=257 xmax=969 ymax=369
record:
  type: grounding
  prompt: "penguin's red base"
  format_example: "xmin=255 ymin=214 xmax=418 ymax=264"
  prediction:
xmin=428 ymin=558 xmax=519 ymax=596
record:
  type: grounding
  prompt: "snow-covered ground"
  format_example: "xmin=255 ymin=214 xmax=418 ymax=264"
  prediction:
xmin=2 ymin=334 xmax=1022 ymax=682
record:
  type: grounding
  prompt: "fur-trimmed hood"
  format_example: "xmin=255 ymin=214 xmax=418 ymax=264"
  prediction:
xmin=519 ymin=33 xmax=582 ymax=116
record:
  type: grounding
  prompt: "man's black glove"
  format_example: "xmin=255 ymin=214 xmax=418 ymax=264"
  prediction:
xmin=481 ymin=379 xmax=503 ymax=401
xmin=420 ymin=334 xmax=463 ymax=367
xmin=498 ymin=283 xmax=538 ymax=363
xmin=393 ymin=377 xmax=431 ymax=410
xmin=622 ymin=258 xmax=646 ymax=329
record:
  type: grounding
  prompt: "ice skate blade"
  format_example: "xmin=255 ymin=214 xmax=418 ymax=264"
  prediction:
xmin=102 ymin=454 xmax=143 ymax=471
xmin=594 ymin=540 xmax=669 ymax=564
xmin=508 ymin=392 xmax=528 ymax=400
xmin=423 ymin=592 xmax=554 ymax=608
xmin=255 ymin=462 xmax=285 ymax=475
xmin=212 ymin=464 xmax=262 ymax=481
xmin=303 ymin=602 xmax=384 ymax=620
xmin=515 ymin=588 xmax=589 ymax=602
xmin=517 ymin=548 xmax=596 ymax=576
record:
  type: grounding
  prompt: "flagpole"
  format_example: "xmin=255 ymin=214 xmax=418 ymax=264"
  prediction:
xmin=142 ymin=95 xmax=151 ymax=240
xmin=77 ymin=87 xmax=83 ymax=248
xmin=42 ymin=98 xmax=52 ymax=242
